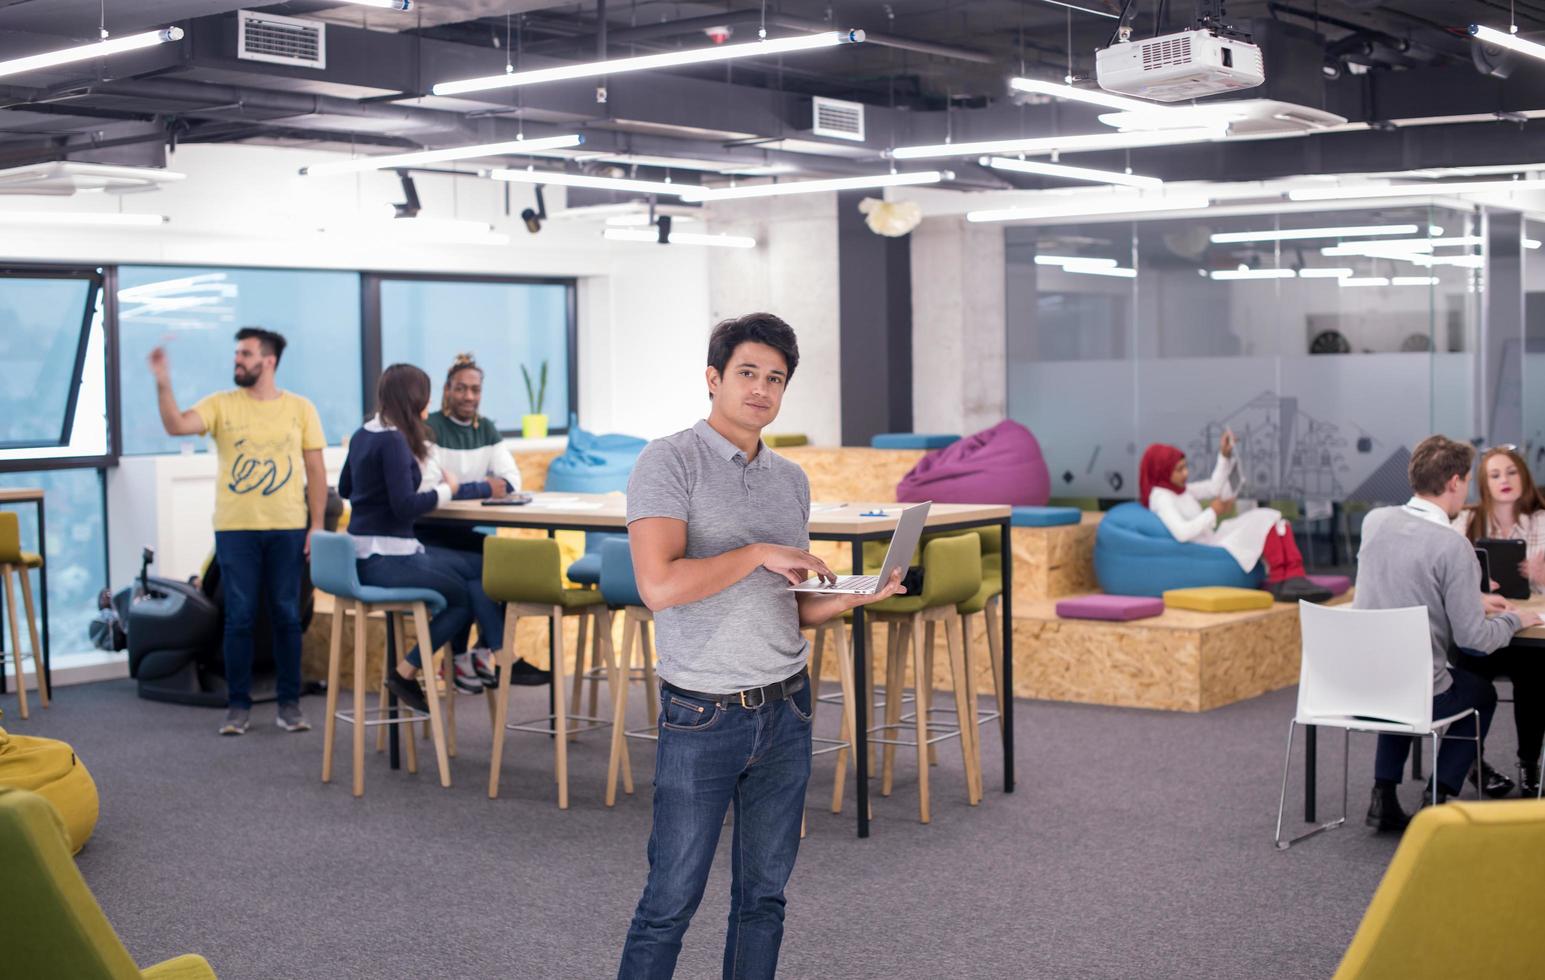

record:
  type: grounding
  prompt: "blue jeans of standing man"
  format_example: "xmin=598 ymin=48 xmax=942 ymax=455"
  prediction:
xmin=1375 ymin=664 xmax=1497 ymax=793
xmin=618 ymin=674 xmax=813 ymax=980
xmin=214 ymin=528 xmax=306 ymax=709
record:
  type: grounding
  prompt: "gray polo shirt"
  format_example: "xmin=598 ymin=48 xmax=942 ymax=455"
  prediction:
xmin=626 ymin=418 xmax=811 ymax=692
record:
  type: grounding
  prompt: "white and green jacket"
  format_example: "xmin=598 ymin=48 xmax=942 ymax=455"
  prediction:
xmin=426 ymin=411 xmax=522 ymax=498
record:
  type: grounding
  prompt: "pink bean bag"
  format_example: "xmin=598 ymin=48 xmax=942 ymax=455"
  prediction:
xmin=895 ymin=420 xmax=1051 ymax=506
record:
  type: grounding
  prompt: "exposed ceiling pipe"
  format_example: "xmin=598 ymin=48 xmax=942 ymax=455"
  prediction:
xmin=536 ymin=10 xmax=1001 ymax=65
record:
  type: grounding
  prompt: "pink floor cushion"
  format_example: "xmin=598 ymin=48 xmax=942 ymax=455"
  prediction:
xmin=896 ymin=419 xmax=1051 ymax=506
xmin=1306 ymin=573 xmax=1352 ymax=596
xmin=1056 ymin=594 xmax=1166 ymax=622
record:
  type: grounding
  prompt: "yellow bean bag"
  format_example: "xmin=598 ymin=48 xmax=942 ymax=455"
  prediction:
xmin=1162 ymin=586 xmax=1275 ymax=613
xmin=0 ymin=725 xmax=99 ymax=854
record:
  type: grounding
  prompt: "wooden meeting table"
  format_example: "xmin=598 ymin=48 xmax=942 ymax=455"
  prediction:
xmin=411 ymin=492 xmax=1015 ymax=838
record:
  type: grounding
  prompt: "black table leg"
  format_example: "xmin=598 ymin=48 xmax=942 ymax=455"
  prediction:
xmin=1304 ymin=725 xmax=1317 ymax=822
xmin=1411 ymin=739 xmax=1422 ymax=780
xmin=851 ymin=537 xmax=869 ymax=839
xmin=385 ymin=611 xmax=401 ymax=771
xmin=549 ymin=528 xmax=558 ymax=737
xmin=0 ymin=566 xmax=7 ymax=696
xmin=35 ymin=497 xmax=49 ymax=700
xmin=1000 ymin=518 xmax=1014 ymax=793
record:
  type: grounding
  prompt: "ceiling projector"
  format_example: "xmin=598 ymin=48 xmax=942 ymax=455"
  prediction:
xmin=1096 ymin=2 xmax=1264 ymax=102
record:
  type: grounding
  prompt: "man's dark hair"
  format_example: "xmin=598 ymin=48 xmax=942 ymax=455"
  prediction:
xmin=235 ymin=327 xmax=288 ymax=367
xmin=706 ymin=313 xmax=799 ymax=386
xmin=1409 ymin=435 xmax=1476 ymax=496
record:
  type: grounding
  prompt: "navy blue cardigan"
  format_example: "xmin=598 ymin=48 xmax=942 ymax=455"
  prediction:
xmin=338 ymin=425 xmax=445 ymax=540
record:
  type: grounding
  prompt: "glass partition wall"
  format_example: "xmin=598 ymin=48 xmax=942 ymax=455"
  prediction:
xmin=1008 ymin=204 xmax=1483 ymax=566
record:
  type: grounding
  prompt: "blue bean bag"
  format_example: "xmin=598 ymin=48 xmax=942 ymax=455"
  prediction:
xmin=544 ymin=415 xmax=647 ymax=494
xmin=1093 ymin=502 xmax=1264 ymax=598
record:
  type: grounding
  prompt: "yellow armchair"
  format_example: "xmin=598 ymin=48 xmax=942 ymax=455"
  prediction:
xmin=1334 ymin=799 xmax=1545 ymax=979
xmin=0 ymin=787 xmax=216 ymax=979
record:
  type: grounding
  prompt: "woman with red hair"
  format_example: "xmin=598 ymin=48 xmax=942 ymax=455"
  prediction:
xmin=1139 ymin=431 xmax=1308 ymax=590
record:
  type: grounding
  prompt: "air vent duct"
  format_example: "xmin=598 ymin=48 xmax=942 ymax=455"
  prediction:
xmin=811 ymin=96 xmax=865 ymax=142
xmin=237 ymin=10 xmax=326 ymax=70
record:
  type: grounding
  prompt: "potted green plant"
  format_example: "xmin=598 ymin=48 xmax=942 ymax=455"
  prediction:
xmin=520 ymin=361 xmax=549 ymax=438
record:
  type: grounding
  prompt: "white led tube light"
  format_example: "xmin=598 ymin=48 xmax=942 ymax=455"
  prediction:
xmin=1288 ymin=178 xmax=1545 ymax=201
xmin=1470 ymin=25 xmax=1545 ymax=64
xmin=679 ymin=170 xmax=950 ymax=201
xmin=966 ymin=195 xmax=1210 ymax=223
xmin=604 ymin=228 xmax=757 ymax=248
xmin=300 ymin=135 xmax=584 ymax=176
xmin=1210 ymin=224 xmax=1420 ymax=244
xmin=0 ymin=210 xmax=166 ymax=227
xmin=0 ymin=27 xmax=184 ymax=82
xmin=434 ymin=30 xmax=863 ymax=96
xmin=980 ymin=156 xmax=1161 ymax=189
xmin=488 ymin=168 xmax=701 ymax=199
xmin=892 ymin=127 xmax=1220 ymax=161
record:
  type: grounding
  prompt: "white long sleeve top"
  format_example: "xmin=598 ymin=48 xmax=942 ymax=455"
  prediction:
xmin=1148 ymin=454 xmax=1237 ymax=543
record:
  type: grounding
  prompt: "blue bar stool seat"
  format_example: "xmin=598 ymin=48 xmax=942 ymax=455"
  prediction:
xmin=870 ymin=433 xmax=960 ymax=450
xmin=311 ymin=531 xmax=454 ymax=797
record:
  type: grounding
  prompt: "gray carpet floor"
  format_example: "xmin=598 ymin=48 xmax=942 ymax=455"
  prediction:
xmin=19 ymin=674 xmax=1520 ymax=980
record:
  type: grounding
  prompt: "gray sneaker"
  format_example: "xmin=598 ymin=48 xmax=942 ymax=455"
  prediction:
xmin=219 ymin=707 xmax=250 ymax=736
xmin=275 ymin=702 xmax=311 ymax=732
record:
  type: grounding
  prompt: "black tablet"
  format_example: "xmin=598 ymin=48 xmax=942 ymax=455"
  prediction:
xmin=1477 ymin=538 xmax=1530 ymax=600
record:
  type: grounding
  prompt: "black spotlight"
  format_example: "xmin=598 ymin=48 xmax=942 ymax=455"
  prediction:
xmin=656 ymin=214 xmax=672 ymax=244
xmin=392 ymin=171 xmax=421 ymax=218
xmin=520 ymin=185 xmax=547 ymax=234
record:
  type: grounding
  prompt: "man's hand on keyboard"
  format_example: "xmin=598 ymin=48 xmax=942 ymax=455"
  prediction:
xmin=759 ymin=545 xmax=836 ymax=586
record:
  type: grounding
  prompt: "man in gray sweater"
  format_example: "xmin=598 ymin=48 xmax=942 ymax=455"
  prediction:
xmin=1354 ymin=435 xmax=1544 ymax=831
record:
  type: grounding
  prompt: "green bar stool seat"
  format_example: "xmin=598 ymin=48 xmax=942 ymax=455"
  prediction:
xmin=483 ymin=536 xmax=612 ymax=809
xmin=0 ymin=511 xmax=47 ymax=720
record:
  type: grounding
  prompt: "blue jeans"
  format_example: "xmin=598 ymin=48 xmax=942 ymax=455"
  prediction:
xmin=355 ymin=548 xmax=475 ymax=667
xmin=420 ymin=544 xmax=503 ymax=654
xmin=1375 ymin=664 xmax=1497 ymax=793
xmin=618 ymin=675 xmax=812 ymax=980
xmin=214 ymin=529 xmax=306 ymax=709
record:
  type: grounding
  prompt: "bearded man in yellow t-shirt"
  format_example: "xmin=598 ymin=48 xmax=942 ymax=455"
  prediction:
xmin=149 ymin=328 xmax=327 ymax=736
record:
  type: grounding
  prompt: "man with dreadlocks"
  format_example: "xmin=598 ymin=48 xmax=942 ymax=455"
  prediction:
xmin=420 ymin=352 xmax=548 ymax=691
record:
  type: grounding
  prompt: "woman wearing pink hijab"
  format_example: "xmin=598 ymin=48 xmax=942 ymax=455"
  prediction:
xmin=1139 ymin=431 xmax=1308 ymax=590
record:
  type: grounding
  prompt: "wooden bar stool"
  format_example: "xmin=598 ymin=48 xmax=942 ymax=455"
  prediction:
xmin=807 ymin=617 xmax=863 ymax=815
xmin=484 ymin=537 xmax=614 ymax=809
xmin=0 ymin=512 xmax=46 ymax=720
xmin=954 ymin=528 xmax=1004 ymax=738
xmin=310 ymin=532 xmax=453 ymax=797
xmin=597 ymin=537 xmax=655 ymax=807
xmin=867 ymin=533 xmax=984 ymax=823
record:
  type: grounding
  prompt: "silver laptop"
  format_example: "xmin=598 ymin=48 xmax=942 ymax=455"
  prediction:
xmin=789 ymin=502 xmax=932 ymax=595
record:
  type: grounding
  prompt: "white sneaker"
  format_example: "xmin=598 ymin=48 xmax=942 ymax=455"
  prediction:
xmin=452 ymin=655 xmax=485 ymax=695
xmin=470 ymin=647 xmax=498 ymax=686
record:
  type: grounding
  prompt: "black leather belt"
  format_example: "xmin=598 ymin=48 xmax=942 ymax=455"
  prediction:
xmin=662 ymin=670 xmax=807 ymax=710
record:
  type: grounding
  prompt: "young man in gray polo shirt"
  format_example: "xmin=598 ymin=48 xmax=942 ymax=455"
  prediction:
xmin=617 ymin=313 xmax=904 ymax=980
xmin=1355 ymin=435 xmax=1544 ymax=832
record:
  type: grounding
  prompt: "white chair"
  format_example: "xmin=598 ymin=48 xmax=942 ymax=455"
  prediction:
xmin=1274 ymin=602 xmax=1484 ymax=849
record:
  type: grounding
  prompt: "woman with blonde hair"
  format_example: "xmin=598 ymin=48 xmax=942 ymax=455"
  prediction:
xmin=1452 ymin=444 xmax=1545 ymax=796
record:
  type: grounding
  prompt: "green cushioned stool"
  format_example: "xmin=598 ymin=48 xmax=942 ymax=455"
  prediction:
xmin=0 ymin=511 xmax=47 ymax=720
xmin=484 ymin=536 xmax=611 ymax=810
xmin=1163 ymin=586 xmax=1275 ymax=612
xmin=763 ymin=433 xmax=808 ymax=448
xmin=0 ymin=786 xmax=218 ymax=979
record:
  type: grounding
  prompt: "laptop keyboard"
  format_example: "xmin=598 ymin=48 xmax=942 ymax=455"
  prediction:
xmin=833 ymin=575 xmax=879 ymax=591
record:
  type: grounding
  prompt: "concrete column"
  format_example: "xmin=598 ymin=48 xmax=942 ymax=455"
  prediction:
xmin=707 ymin=193 xmax=842 ymax=446
xmin=910 ymin=216 xmax=1007 ymax=436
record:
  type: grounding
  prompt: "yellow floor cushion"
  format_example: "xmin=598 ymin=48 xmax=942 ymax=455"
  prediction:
xmin=0 ymin=726 xmax=99 ymax=854
xmin=1162 ymin=586 xmax=1275 ymax=612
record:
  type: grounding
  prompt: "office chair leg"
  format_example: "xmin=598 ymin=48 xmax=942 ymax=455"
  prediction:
xmin=1274 ymin=719 xmax=1348 ymax=850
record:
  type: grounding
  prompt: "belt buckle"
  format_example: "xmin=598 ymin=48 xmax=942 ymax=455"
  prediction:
xmin=738 ymin=688 xmax=765 ymax=709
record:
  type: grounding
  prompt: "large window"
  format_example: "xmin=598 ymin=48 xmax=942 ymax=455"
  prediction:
xmin=0 ymin=468 xmax=107 ymax=656
xmin=116 ymin=266 xmax=363 ymax=455
xmin=377 ymin=276 xmax=574 ymax=432
xmin=0 ymin=270 xmax=100 ymax=450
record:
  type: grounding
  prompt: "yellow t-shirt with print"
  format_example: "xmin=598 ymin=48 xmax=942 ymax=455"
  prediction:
xmin=193 ymin=389 xmax=326 ymax=531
